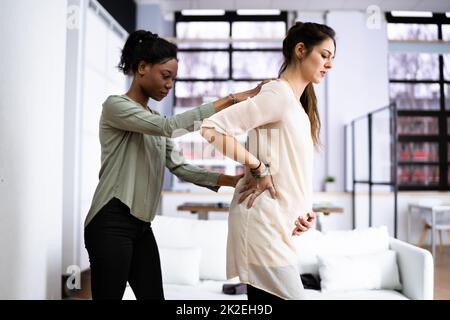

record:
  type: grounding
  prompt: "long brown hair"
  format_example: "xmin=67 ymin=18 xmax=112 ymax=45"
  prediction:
xmin=279 ymin=22 xmax=336 ymax=146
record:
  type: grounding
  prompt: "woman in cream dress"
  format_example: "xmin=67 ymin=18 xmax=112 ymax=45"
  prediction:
xmin=201 ymin=22 xmax=336 ymax=300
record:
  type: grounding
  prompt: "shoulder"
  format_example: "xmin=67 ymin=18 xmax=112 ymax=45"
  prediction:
xmin=102 ymin=95 xmax=138 ymax=115
xmin=256 ymin=79 xmax=290 ymax=106
xmin=260 ymin=79 xmax=290 ymax=95
xmin=103 ymin=95 xmax=130 ymax=107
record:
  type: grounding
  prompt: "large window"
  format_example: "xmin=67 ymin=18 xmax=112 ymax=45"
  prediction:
xmin=172 ymin=11 xmax=288 ymax=191
xmin=387 ymin=13 xmax=450 ymax=190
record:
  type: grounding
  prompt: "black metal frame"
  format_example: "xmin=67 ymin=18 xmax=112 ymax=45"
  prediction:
xmin=173 ymin=11 xmax=288 ymax=105
xmin=345 ymin=103 xmax=399 ymax=237
xmin=386 ymin=12 xmax=450 ymax=191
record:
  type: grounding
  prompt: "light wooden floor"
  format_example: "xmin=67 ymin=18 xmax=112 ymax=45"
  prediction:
xmin=65 ymin=246 xmax=450 ymax=300
xmin=427 ymin=245 xmax=450 ymax=300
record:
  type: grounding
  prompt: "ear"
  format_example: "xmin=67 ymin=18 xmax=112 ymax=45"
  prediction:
xmin=137 ymin=60 xmax=149 ymax=76
xmin=294 ymin=42 xmax=305 ymax=60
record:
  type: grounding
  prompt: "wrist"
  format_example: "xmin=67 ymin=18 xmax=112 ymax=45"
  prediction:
xmin=217 ymin=174 xmax=234 ymax=187
xmin=234 ymin=91 xmax=250 ymax=103
xmin=228 ymin=93 xmax=237 ymax=105
xmin=248 ymin=159 xmax=261 ymax=171
xmin=250 ymin=162 xmax=269 ymax=178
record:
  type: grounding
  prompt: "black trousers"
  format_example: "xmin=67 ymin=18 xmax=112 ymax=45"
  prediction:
xmin=84 ymin=197 xmax=164 ymax=300
xmin=247 ymin=285 xmax=284 ymax=301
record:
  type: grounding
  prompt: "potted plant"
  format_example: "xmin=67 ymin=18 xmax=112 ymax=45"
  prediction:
xmin=324 ymin=176 xmax=336 ymax=192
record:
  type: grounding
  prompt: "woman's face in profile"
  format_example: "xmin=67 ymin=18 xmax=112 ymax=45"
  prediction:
xmin=299 ymin=37 xmax=335 ymax=84
xmin=142 ymin=58 xmax=178 ymax=101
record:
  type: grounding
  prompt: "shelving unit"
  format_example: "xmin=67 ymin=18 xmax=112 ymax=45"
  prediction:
xmin=386 ymin=12 xmax=450 ymax=191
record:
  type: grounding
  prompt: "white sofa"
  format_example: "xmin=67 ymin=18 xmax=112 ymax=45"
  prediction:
xmin=123 ymin=215 xmax=433 ymax=300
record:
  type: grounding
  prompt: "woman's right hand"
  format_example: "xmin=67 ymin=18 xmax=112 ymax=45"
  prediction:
xmin=238 ymin=174 xmax=277 ymax=209
xmin=234 ymin=79 xmax=273 ymax=103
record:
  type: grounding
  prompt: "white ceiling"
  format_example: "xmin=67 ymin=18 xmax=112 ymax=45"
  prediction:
xmin=134 ymin=0 xmax=450 ymax=12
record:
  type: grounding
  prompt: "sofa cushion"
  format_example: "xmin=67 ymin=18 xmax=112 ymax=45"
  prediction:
xmin=304 ymin=289 xmax=408 ymax=300
xmin=159 ymin=246 xmax=201 ymax=286
xmin=192 ymin=220 xmax=228 ymax=281
xmin=152 ymin=216 xmax=228 ymax=281
xmin=293 ymin=229 xmax=324 ymax=274
xmin=294 ymin=226 xmax=390 ymax=275
xmin=317 ymin=250 xmax=402 ymax=292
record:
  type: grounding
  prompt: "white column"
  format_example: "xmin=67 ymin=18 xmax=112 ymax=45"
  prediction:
xmin=0 ymin=0 xmax=67 ymax=299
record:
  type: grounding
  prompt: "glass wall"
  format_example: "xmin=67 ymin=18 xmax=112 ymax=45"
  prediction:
xmin=387 ymin=12 xmax=450 ymax=190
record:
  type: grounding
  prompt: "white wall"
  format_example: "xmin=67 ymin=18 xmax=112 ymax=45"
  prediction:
xmin=326 ymin=11 xmax=390 ymax=191
xmin=0 ymin=0 xmax=67 ymax=299
xmin=63 ymin=0 xmax=128 ymax=273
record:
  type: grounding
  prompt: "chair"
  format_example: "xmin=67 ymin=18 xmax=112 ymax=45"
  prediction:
xmin=409 ymin=200 xmax=450 ymax=256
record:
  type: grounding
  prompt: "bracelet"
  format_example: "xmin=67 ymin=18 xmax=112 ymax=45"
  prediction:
xmin=251 ymin=160 xmax=262 ymax=171
xmin=250 ymin=163 xmax=270 ymax=179
xmin=228 ymin=93 xmax=237 ymax=105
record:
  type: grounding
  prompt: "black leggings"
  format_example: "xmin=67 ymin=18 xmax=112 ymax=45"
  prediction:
xmin=247 ymin=285 xmax=284 ymax=301
xmin=84 ymin=197 xmax=164 ymax=300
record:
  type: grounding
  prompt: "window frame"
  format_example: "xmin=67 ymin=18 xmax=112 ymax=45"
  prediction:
xmin=173 ymin=11 xmax=288 ymax=100
xmin=386 ymin=12 xmax=450 ymax=190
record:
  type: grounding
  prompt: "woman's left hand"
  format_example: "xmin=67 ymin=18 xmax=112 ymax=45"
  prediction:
xmin=292 ymin=211 xmax=316 ymax=236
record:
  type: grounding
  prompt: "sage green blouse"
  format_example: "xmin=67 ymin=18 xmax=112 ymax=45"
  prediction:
xmin=84 ymin=94 xmax=220 ymax=227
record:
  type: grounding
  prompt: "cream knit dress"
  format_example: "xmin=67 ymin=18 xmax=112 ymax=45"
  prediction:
xmin=201 ymin=80 xmax=313 ymax=299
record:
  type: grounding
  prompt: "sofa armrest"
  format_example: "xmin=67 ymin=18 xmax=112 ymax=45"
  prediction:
xmin=389 ymin=237 xmax=434 ymax=300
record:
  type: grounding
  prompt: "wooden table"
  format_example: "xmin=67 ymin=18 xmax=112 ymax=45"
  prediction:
xmin=177 ymin=202 xmax=230 ymax=220
xmin=177 ymin=202 xmax=343 ymax=231
xmin=313 ymin=204 xmax=344 ymax=231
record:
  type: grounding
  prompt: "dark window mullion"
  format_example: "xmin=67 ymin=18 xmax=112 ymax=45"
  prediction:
xmin=174 ymin=11 xmax=287 ymax=109
xmin=438 ymin=24 xmax=449 ymax=186
xmin=176 ymin=78 xmax=267 ymax=82
xmin=388 ymin=12 xmax=450 ymax=190
xmin=390 ymin=79 xmax=440 ymax=84
xmin=178 ymin=48 xmax=281 ymax=53
xmin=229 ymin=19 xmax=232 ymax=81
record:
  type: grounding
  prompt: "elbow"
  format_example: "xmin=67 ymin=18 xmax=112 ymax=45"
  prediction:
xmin=200 ymin=127 xmax=215 ymax=143
xmin=200 ymin=127 xmax=207 ymax=138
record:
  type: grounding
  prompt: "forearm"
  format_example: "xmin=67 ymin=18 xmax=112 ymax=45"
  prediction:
xmin=170 ymin=163 xmax=221 ymax=192
xmin=212 ymin=91 xmax=254 ymax=113
xmin=200 ymin=128 xmax=260 ymax=169
xmin=217 ymin=174 xmax=236 ymax=187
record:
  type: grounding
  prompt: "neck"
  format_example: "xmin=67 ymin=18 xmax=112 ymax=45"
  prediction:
xmin=280 ymin=66 xmax=309 ymax=100
xmin=126 ymin=78 xmax=149 ymax=108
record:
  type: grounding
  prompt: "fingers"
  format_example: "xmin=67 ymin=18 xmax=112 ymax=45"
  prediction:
xmin=298 ymin=216 xmax=312 ymax=229
xmin=268 ymin=185 xmax=277 ymax=199
xmin=247 ymin=191 xmax=260 ymax=209
xmin=292 ymin=214 xmax=315 ymax=236
xmin=307 ymin=211 xmax=316 ymax=221
xmin=238 ymin=189 xmax=255 ymax=204
xmin=295 ymin=219 xmax=310 ymax=231
xmin=292 ymin=227 xmax=305 ymax=236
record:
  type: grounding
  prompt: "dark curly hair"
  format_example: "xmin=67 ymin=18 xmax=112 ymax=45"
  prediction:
xmin=118 ymin=30 xmax=178 ymax=75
